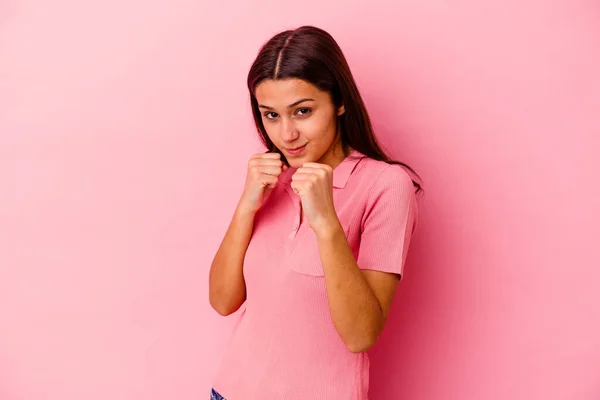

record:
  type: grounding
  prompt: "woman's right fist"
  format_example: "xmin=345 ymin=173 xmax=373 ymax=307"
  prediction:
xmin=238 ymin=152 xmax=288 ymax=214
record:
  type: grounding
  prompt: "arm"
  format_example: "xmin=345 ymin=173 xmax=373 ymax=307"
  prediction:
xmin=315 ymin=167 xmax=417 ymax=353
xmin=208 ymin=205 xmax=256 ymax=316
xmin=315 ymin=222 xmax=399 ymax=353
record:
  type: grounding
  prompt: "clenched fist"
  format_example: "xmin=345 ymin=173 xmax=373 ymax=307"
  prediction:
xmin=237 ymin=152 xmax=288 ymax=215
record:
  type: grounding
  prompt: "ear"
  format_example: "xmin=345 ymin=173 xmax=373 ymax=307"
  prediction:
xmin=337 ymin=104 xmax=345 ymax=116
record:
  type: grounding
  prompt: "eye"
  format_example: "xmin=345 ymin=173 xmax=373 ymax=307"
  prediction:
xmin=296 ymin=108 xmax=311 ymax=116
xmin=264 ymin=111 xmax=278 ymax=119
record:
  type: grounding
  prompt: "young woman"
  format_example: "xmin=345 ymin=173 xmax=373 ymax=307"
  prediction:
xmin=208 ymin=25 xmax=422 ymax=400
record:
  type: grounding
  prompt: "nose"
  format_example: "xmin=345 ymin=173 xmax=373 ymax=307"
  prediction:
xmin=280 ymin=116 xmax=299 ymax=143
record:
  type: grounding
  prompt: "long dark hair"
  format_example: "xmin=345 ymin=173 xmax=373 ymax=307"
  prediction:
xmin=247 ymin=26 xmax=422 ymax=193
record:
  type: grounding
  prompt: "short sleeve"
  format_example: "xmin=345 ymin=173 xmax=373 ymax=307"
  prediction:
xmin=356 ymin=165 xmax=418 ymax=279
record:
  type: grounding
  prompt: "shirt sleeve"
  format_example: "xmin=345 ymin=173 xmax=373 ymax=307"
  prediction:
xmin=356 ymin=165 xmax=418 ymax=279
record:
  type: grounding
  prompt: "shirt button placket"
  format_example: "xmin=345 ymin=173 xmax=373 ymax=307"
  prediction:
xmin=290 ymin=202 xmax=302 ymax=238
xmin=289 ymin=217 xmax=299 ymax=239
xmin=289 ymin=194 xmax=302 ymax=239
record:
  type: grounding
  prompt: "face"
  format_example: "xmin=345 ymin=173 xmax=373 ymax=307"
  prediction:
xmin=255 ymin=78 xmax=346 ymax=169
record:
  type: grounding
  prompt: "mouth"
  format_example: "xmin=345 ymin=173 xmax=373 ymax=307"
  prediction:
xmin=284 ymin=144 xmax=307 ymax=155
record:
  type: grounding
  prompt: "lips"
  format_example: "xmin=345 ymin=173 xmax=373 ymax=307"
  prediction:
xmin=285 ymin=144 xmax=307 ymax=155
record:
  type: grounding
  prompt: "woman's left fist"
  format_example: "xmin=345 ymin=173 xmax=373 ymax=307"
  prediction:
xmin=290 ymin=162 xmax=339 ymax=235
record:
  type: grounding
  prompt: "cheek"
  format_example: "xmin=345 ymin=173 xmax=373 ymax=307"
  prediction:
xmin=300 ymin=114 xmax=336 ymax=138
xmin=262 ymin=121 xmax=279 ymax=141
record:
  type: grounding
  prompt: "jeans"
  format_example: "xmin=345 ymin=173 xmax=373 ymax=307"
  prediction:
xmin=210 ymin=388 xmax=226 ymax=400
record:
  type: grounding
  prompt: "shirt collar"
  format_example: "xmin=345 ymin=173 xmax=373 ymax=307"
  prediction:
xmin=332 ymin=149 xmax=365 ymax=188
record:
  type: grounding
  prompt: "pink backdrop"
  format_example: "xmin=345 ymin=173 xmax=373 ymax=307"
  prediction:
xmin=1 ymin=0 xmax=599 ymax=399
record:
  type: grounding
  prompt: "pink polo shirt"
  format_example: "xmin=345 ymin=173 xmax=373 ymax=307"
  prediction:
xmin=212 ymin=150 xmax=418 ymax=399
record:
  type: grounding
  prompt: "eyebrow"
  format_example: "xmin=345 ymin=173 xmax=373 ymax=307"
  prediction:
xmin=258 ymin=98 xmax=315 ymax=110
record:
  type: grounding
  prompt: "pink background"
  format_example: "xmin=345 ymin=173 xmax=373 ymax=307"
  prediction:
xmin=1 ymin=0 xmax=599 ymax=399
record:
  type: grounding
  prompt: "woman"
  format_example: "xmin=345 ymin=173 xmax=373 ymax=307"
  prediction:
xmin=208 ymin=25 xmax=422 ymax=400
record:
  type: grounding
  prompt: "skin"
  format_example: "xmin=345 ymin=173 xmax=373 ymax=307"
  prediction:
xmin=254 ymin=78 xmax=401 ymax=353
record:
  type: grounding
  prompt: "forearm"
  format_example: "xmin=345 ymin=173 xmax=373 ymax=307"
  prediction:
xmin=208 ymin=205 xmax=255 ymax=315
xmin=315 ymin=219 xmax=384 ymax=353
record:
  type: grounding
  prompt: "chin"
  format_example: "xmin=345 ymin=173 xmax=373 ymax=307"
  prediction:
xmin=286 ymin=160 xmax=302 ymax=168
xmin=287 ymin=155 xmax=312 ymax=168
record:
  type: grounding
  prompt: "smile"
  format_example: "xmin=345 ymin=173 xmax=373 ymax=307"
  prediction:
xmin=285 ymin=144 xmax=307 ymax=155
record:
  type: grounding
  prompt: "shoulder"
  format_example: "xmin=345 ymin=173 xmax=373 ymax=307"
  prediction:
xmin=359 ymin=157 xmax=415 ymax=195
xmin=357 ymin=158 xmax=419 ymax=232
